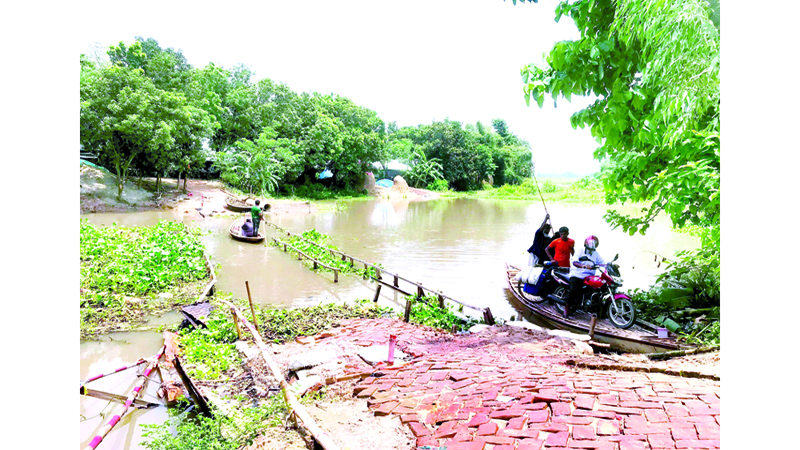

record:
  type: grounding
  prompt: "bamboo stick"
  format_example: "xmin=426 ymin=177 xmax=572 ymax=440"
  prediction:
xmin=245 ymin=281 xmax=259 ymax=334
xmin=231 ymin=307 xmax=243 ymax=340
xmin=373 ymin=284 xmax=382 ymax=303
xmin=84 ymin=345 xmax=165 ymax=450
xmin=218 ymin=299 xmax=341 ymax=450
xmin=82 ymin=359 xmax=147 ymax=384
xmin=79 ymin=387 xmax=159 ymax=409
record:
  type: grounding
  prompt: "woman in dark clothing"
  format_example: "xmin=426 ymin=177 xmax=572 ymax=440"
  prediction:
xmin=527 ymin=214 xmax=553 ymax=266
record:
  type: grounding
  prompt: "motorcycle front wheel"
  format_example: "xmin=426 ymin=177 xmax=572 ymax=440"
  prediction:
xmin=608 ymin=297 xmax=636 ymax=329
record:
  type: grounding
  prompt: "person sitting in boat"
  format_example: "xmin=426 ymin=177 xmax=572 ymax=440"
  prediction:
xmin=241 ymin=217 xmax=255 ymax=237
xmin=527 ymin=214 xmax=553 ymax=266
xmin=545 ymin=226 xmax=574 ymax=268
xmin=564 ymin=235 xmax=607 ymax=318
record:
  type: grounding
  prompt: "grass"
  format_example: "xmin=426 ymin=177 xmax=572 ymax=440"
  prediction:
xmin=439 ymin=176 xmax=607 ymax=204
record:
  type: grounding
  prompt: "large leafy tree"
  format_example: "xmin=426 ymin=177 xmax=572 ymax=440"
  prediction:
xmin=516 ymin=0 xmax=720 ymax=240
xmin=80 ymin=64 xmax=213 ymax=198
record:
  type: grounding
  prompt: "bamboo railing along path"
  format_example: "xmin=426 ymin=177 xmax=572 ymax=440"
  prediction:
xmin=265 ymin=220 xmax=495 ymax=325
xmin=272 ymin=237 xmax=340 ymax=282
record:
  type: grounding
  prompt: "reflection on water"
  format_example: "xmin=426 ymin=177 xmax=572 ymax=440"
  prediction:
xmin=80 ymin=197 xmax=698 ymax=447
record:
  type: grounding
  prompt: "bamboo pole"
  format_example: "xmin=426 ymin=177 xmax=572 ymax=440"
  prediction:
xmin=373 ymin=284 xmax=382 ymax=303
xmin=82 ymin=359 xmax=147 ymax=384
xmin=79 ymin=387 xmax=159 ymax=409
xmin=172 ymin=356 xmax=212 ymax=418
xmin=218 ymin=299 xmax=341 ymax=450
xmin=84 ymin=345 xmax=165 ymax=450
xmin=231 ymin=307 xmax=243 ymax=340
xmin=245 ymin=281 xmax=259 ymax=334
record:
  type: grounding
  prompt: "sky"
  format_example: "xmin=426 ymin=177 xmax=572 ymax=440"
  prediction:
xmin=77 ymin=0 xmax=601 ymax=176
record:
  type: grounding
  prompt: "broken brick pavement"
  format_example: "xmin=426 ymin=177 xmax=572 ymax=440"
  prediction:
xmin=279 ymin=318 xmax=720 ymax=449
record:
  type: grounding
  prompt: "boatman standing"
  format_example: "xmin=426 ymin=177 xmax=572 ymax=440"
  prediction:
xmin=527 ymin=214 xmax=554 ymax=266
xmin=251 ymin=199 xmax=263 ymax=237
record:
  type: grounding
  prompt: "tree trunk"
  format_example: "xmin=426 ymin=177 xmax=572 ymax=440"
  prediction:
xmin=156 ymin=173 xmax=161 ymax=193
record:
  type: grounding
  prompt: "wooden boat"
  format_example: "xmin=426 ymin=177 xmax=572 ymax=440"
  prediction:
xmin=224 ymin=195 xmax=252 ymax=212
xmin=505 ymin=263 xmax=693 ymax=354
xmin=229 ymin=217 xmax=265 ymax=243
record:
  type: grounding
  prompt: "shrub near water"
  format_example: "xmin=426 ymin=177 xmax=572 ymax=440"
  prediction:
xmin=407 ymin=295 xmax=480 ymax=332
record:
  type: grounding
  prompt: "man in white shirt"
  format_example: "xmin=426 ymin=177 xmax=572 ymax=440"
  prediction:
xmin=564 ymin=235 xmax=606 ymax=317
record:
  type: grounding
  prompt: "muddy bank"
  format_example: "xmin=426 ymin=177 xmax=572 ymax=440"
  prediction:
xmin=80 ymin=164 xmax=322 ymax=216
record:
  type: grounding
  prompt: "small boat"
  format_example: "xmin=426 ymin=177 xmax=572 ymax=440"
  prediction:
xmin=229 ymin=217 xmax=265 ymax=243
xmin=224 ymin=195 xmax=252 ymax=212
xmin=505 ymin=263 xmax=693 ymax=354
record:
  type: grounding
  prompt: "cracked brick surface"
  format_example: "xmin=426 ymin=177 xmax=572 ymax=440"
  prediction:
xmin=311 ymin=319 xmax=720 ymax=449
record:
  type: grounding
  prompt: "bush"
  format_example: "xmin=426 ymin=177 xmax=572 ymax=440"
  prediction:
xmin=405 ymin=295 xmax=480 ymax=332
xmin=142 ymin=395 xmax=288 ymax=450
xmin=427 ymin=179 xmax=450 ymax=192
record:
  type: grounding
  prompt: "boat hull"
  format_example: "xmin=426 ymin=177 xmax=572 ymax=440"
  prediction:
xmin=229 ymin=217 xmax=265 ymax=243
xmin=505 ymin=263 xmax=690 ymax=354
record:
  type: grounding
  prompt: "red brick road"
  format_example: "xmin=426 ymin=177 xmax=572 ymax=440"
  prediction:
xmin=316 ymin=319 xmax=720 ymax=450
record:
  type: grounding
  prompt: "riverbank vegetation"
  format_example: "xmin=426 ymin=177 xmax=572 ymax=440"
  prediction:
xmin=272 ymin=228 xmax=383 ymax=279
xmin=447 ymin=175 xmax=605 ymax=204
xmin=81 ymin=38 xmax=533 ymax=202
xmin=79 ymin=219 xmax=210 ymax=338
xmin=407 ymin=295 xmax=480 ymax=332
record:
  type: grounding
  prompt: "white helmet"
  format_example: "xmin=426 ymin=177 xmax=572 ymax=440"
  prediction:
xmin=584 ymin=235 xmax=599 ymax=250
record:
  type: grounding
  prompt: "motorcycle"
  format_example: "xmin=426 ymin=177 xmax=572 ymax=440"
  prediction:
xmin=546 ymin=254 xmax=637 ymax=329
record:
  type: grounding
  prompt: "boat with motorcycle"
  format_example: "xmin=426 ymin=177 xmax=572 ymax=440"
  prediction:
xmin=505 ymin=258 xmax=693 ymax=353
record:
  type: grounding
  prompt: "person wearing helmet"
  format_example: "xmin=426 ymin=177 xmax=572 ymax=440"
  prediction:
xmin=564 ymin=235 xmax=608 ymax=317
xmin=545 ymin=226 xmax=575 ymax=268
xmin=527 ymin=214 xmax=554 ymax=266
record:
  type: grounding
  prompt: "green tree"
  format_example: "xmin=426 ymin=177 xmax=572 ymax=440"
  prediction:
xmin=213 ymin=127 xmax=302 ymax=194
xmin=516 ymin=0 xmax=720 ymax=240
xmin=80 ymin=64 xmax=213 ymax=198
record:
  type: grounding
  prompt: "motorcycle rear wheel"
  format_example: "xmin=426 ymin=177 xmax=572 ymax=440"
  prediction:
xmin=551 ymin=286 xmax=568 ymax=315
xmin=608 ymin=297 xmax=636 ymax=329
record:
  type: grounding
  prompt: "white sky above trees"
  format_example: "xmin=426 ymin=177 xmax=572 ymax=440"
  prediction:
xmin=78 ymin=0 xmax=602 ymax=176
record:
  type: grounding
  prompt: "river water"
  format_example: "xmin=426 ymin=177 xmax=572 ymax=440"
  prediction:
xmin=79 ymin=197 xmax=698 ymax=448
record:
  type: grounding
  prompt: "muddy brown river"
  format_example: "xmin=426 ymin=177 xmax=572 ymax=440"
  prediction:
xmin=79 ymin=197 xmax=698 ymax=448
